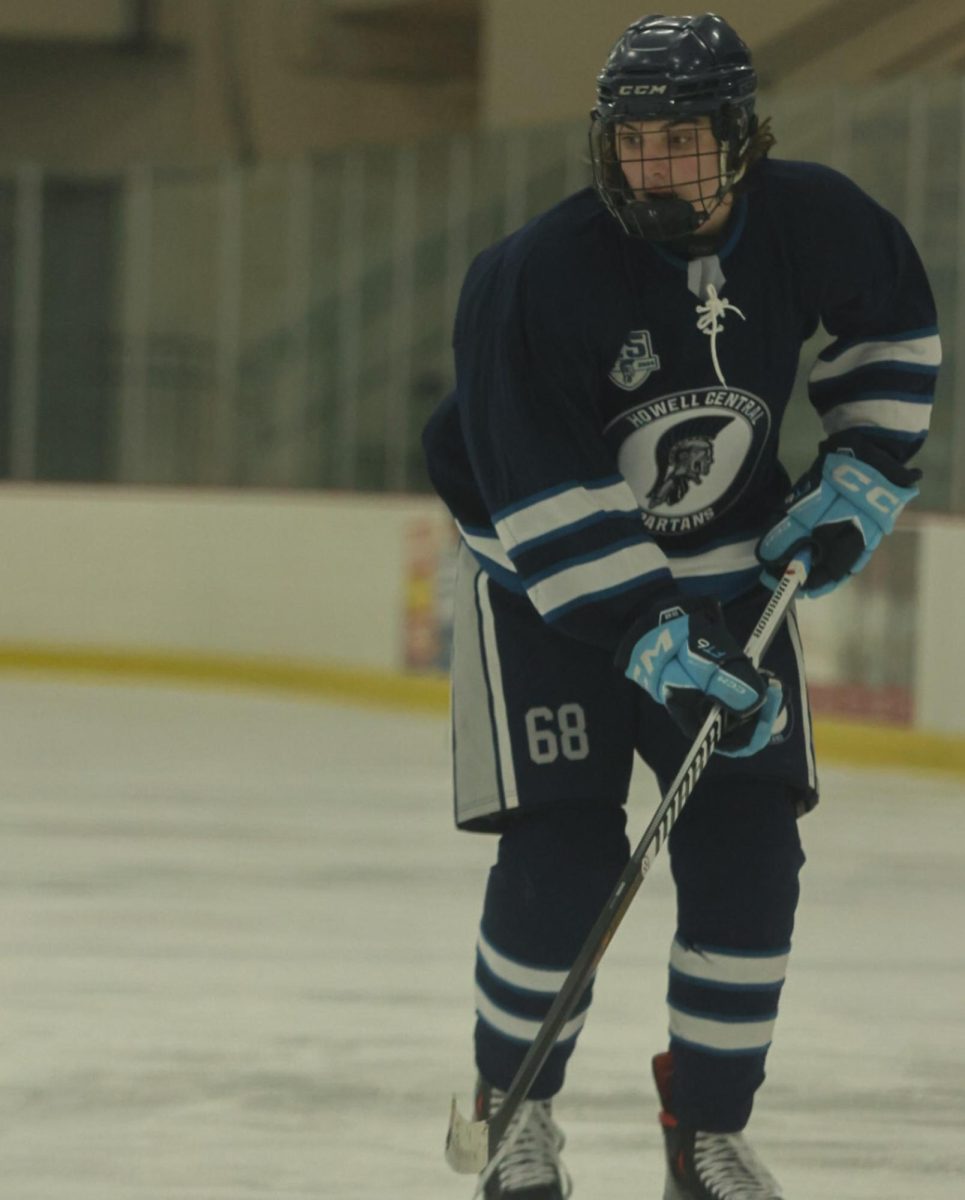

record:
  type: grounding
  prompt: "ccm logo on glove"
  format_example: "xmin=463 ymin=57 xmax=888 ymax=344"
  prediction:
xmin=830 ymin=462 xmax=904 ymax=516
xmin=758 ymin=438 xmax=920 ymax=599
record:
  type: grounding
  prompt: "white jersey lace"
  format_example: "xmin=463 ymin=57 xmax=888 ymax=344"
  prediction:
xmin=696 ymin=282 xmax=746 ymax=388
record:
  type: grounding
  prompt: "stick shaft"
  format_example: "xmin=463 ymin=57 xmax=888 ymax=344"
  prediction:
xmin=486 ymin=556 xmax=808 ymax=1157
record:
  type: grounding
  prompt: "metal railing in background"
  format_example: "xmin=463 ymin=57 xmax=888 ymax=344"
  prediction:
xmin=767 ymin=77 xmax=962 ymax=512
xmin=0 ymin=77 xmax=959 ymax=506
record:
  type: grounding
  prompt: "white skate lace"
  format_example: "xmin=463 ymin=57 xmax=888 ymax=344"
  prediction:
xmin=692 ymin=1131 xmax=783 ymax=1199
xmin=474 ymin=1090 xmax=572 ymax=1198
xmin=695 ymin=283 xmax=745 ymax=387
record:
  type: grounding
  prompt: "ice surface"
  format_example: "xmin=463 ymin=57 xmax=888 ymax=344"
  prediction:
xmin=1 ymin=676 xmax=964 ymax=1198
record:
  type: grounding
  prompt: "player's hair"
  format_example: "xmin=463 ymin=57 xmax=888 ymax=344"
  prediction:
xmin=743 ymin=117 xmax=776 ymax=173
xmin=723 ymin=116 xmax=777 ymax=206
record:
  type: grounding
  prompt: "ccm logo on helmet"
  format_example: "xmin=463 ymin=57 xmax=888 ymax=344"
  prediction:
xmin=831 ymin=463 xmax=902 ymax=515
xmin=618 ymin=84 xmax=668 ymax=95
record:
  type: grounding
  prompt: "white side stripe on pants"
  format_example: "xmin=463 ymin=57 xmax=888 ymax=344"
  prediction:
xmin=475 ymin=569 xmax=519 ymax=810
xmin=785 ymin=606 xmax=817 ymax=791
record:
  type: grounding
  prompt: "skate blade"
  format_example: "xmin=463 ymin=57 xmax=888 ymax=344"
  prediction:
xmin=445 ymin=1096 xmax=489 ymax=1174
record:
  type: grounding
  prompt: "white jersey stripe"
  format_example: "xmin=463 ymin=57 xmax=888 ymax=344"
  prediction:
xmin=822 ymin=397 xmax=932 ymax=437
xmin=529 ymin=541 xmax=669 ymax=618
xmin=810 ymin=333 xmax=941 ymax=383
xmin=477 ymin=931 xmax=573 ymax=994
xmin=475 ymin=985 xmax=588 ymax=1045
xmin=460 ymin=524 xmax=757 ymax=595
xmin=669 ymin=1007 xmax=776 ymax=1053
xmin=670 ymin=938 xmax=789 ymax=987
xmin=457 ymin=522 xmax=515 ymax=573
xmin=495 ymin=479 xmax=641 ymax=550
xmin=668 ymin=538 xmax=760 ymax=580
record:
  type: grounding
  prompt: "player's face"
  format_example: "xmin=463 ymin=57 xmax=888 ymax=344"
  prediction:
xmin=616 ymin=117 xmax=729 ymax=230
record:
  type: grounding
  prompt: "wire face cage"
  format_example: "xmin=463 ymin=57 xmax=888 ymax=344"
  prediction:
xmin=588 ymin=104 xmax=753 ymax=242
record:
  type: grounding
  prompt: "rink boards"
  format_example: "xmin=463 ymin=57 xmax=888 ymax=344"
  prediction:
xmin=0 ymin=483 xmax=963 ymax=772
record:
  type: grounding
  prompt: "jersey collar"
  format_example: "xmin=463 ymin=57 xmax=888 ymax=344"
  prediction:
xmin=649 ymin=195 xmax=748 ymax=270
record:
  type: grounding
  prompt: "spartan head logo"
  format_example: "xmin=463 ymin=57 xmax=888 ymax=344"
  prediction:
xmin=646 ymin=415 xmax=732 ymax=508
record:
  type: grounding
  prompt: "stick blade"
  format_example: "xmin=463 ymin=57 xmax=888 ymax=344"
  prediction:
xmin=445 ymin=1095 xmax=489 ymax=1174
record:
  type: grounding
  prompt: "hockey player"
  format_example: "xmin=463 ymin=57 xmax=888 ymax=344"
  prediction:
xmin=422 ymin=13 xmax=938 ymax=1199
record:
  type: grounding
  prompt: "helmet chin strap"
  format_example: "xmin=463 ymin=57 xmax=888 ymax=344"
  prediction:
xmin=626 ymin=193 xmax=701 ymax=240
xmin=625 ymin=183 xmax=731 ymax=243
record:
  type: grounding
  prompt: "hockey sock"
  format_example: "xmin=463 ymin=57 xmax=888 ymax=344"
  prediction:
xmin=665 ymin=779 xmax=805 ymax=1130
xmin=473 ymin=800 xmax=629 ymax=1099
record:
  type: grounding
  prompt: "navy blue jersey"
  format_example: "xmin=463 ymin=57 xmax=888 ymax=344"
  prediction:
xmin=422 ymin=158 xmax=939 ymax=654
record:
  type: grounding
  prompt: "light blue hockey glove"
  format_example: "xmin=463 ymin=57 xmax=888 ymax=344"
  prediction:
xmin=618 ymin=597 xmax=784 ymax=758
xmin=758 ymin=437 xmax=920 ymax=598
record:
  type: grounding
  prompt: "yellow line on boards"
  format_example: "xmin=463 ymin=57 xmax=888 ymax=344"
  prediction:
xmin=812 ymin=720 xmax=965 ymax=778
xmin=1 ymin=644 xmax=964 ymax=777
xmin=0 ymin=644 xmax=449 ymax=715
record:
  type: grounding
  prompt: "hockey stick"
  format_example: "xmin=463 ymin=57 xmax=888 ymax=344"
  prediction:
xmin=445 ymin=551 xmax=811 ymax=1175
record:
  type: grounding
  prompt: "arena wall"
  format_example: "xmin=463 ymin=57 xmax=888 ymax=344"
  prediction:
xmin=1 ymin=485 xmax=962 ymax=774
xmin=480 ymin=0 xmax=964 ymax=129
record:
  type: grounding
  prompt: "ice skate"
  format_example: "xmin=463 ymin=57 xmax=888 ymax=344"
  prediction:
xmin=652 ymin=1053 xmax=783 ymax=1200
xmin=472 ymin=1077 xmax=572 ymax=1199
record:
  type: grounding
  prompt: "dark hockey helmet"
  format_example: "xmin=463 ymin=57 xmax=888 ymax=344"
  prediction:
xmin=589 ymin=14 xmax=758 ymax=241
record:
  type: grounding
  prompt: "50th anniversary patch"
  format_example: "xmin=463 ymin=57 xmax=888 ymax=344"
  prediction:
xmin=604 ymin=387 xmax=772 ymax=536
